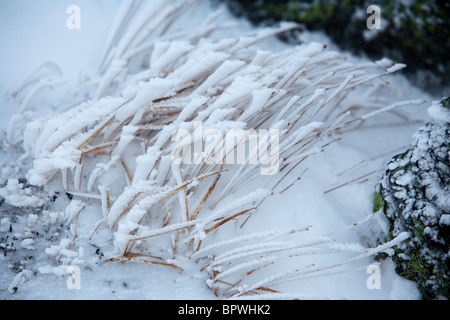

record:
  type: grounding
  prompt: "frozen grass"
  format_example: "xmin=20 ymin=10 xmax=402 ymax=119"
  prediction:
xmin=0 ymin=0 xmax=431 ymax=299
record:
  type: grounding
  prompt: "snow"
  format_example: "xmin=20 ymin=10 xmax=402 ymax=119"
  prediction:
xmin=440 ymin=215 xmax=450 ymax=226
xmin=20 ymin=238 xmax=35 ymax=250
xmin=428 ymin=100 xmax=450 ymax=123
xmin=0 ymin=179 xmax=46 ymax=207
xmin=0 ymin=0 xmax=441 ymax=300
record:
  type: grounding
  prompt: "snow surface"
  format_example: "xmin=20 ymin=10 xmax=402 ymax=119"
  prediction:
xmin=0 ymin=0 xmax=441 ymax=300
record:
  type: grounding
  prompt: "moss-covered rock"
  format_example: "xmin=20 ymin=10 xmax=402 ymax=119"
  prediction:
xmin=375 ymin=97 xmax=450 ymax=299
xmin=219 ymin=0 xmax=450 ymax=95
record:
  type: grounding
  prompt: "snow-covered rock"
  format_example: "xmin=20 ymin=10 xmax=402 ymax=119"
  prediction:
xmin=375 ymin=97 xmax=450 ymax=299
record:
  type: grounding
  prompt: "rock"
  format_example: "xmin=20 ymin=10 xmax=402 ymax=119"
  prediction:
xmin=375 ymin=97 xmax=450 ymax=299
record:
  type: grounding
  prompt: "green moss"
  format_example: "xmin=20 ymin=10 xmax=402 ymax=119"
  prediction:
xmin=373 ymin=192 xmax=383 ymax=212
xmin=393 ymin=149 xmax=411 ymax=161
xmin=388 ymin=162 xmax=414 ymax=177
xmin=382 ymin=2 xmax=394 ymax=17
xmin=400 ymin=252 xmax=432 ymax=279
xmin=389 ymin=229 xmax=394 ymax=239
xmin=340 ymin=0 xmax=351 ymax=9
xmin=262 ymin=3 xmax=286 ymax=18
xmin=393 ymin=250 xmax=448 ymax=299
xmin=412 ymin=218 xmax=425 ymax=242
xmin=298 ymin=2 xmax=336 ymax=23
xmin=374 ymin=251 xmax=389 ymax=261
xmin=441 ymin=97 xmax=450 ymax=107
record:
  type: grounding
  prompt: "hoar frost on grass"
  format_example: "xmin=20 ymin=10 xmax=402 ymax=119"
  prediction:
xmin=1 ymin=0 xmax=427 ymax=298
